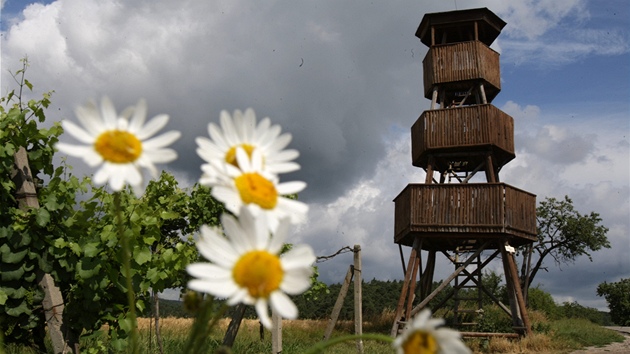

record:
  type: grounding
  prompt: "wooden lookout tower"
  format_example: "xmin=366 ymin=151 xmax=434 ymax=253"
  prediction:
xmin=391 ymin=8 xmax=537 ymax=338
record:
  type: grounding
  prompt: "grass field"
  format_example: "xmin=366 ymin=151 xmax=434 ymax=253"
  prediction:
xmin=2 ymin=311 xmax=625 ymax=353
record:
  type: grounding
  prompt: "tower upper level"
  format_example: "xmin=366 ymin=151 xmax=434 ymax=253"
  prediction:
xmin=416 ymin=7 xmax=506 ymax=47
xmin=417 ymin=8 xmax=506 ymax=103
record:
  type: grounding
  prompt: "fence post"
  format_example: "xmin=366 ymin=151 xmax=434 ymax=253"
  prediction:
xmin=271 ymin=308 xmax=282 ymax=353
xmin=353 ymin=245 xmax=363 ymax=354
xmin=12 ymin=147 xmax=71 ymax=354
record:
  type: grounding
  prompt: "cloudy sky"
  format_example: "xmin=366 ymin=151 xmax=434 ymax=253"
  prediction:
xmin=1 ymin=0 xmax=628 ymax=312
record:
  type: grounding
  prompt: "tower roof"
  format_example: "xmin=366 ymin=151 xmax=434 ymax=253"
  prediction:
xmin=416 ymin=7 xmax=506 ymax=47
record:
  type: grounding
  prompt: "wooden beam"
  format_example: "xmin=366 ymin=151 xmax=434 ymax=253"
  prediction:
xmin=478 ymin=82 xmax=487 ymax=104
xmin=504 ymin=244 xmax=532 ymax=336
xmin=425 ymin=156 xmax=435 ymax=184
xmin=430 ymin=86 xmax=439 ymax=110
xmin=398 ymin=244 xmax=406 ymax=277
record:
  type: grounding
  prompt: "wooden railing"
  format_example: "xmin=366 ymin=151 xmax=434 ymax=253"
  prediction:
xmin=394 ymin=183 xmax=536 ymax=246
xmin=423 ymin=40 xmax=501 ymax=98
xmin=411 ymin=104 xmax=515 ymax=168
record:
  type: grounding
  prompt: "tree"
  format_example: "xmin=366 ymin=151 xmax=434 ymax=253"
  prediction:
xmin=597 ymin=278 xmax=630 ymax=326
xmin=519 ymin=196 xmax=609 ymax=294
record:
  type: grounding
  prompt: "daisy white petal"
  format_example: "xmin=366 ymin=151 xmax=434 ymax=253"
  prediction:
xmin=61 ymin=120 xmax=95 ymax=144
xmin=140 ymin=149 xmax=178 ymax=164
xmin=280 ymin=269 xmax=313 ymax=295
xmin=270 ymin=291 xmax=298 ymax=319
xmin=143 ymin=131 xmax=181 ymax=150
xmin=55 ymin=97 xmax=180 ymax=191
xmin=136 ymin=114 xmax=169 ymax=140
xmin=267 ymin=217 xmax=290 ymax=254
xmin=256 ymin=299 xmax=272 ymax=329
xmin=99 ymin=97 xmax=118 ymax=130
xmin=276 ymin=181 xmax=307 ymax=195
xmin=197 ymin=225 xmax=239 ymax=267
xmin=281 ymin=245 xmax=316 ymax=270
xmin=266 ymin=133 xmax=292 ymax=153
xmin=74 ymin=103 xmax=103 ymax=137
xmin=128 ymin=99 xmax=147 ymax=133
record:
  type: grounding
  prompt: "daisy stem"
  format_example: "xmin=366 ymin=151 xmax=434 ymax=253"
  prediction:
xmin=114 ymin=192 xmax=139 ymax=354
xmin=184 ymin=296 xmax=229 ymax=354
xmin=303 ymin=333 xmax=394 ymax=354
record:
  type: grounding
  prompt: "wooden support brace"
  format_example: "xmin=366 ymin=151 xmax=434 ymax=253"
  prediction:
xmin=323 ymin=265 xmax=354 ymax=340
xmin=409 ymin=241 xmax=490 ymax=318
xmin=391 ymin=239 xmax=421 ymax=337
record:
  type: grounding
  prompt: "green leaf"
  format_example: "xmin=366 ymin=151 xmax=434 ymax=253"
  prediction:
xmin=83 ymin=242 xmax=100 ymax=257
xmin=44 ymin=194 xmax=60 ymax=210
xmin=78 ymin=258 xmax=101 ymax=279
xmin=24 ymin=79 xmax=33 ymax=91
xmin=35 ymin=208 xmax=50 ymax=227
xmin=53 ymin=238 xmax=67 ymax=248
xmin=134 ymin=247 xmax=151 ymax=265
xmin=146 ymin=267 xmax=159 ymax=283
xmin=162 ymin=248 xmax=173 ymax=262
xmin=143 ymin=236 xmax=157 ymax=245
xmin=5 ymin=298 xmax=31 ymax=317
xmin=0 ymin=289 xmax=7 ymax=305
xmin=1 ymin=265 xmax=25 ymax=281
xmin=69 ymin=242 xmax=82 ymax=255
xmin=160 ymin=211 xmax=179 ymax=220
xmin=1 ymin=246 xmax=28 ymax=264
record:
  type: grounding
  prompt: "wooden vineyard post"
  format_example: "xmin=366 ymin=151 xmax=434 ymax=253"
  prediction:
xmin=12 ymin=147 xmax=72 ymax=354
xmin=271 ymin=309 xmax=282 ymax=353
xmin=353 ymin=245 xmax=363 ymax=354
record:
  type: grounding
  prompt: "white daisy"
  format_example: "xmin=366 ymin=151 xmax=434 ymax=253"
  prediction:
xmin=186 ymin=206 xmax=315 ymax=329
xmin=393 ymin=310 xmax=471 ymax=354
xmin=207 ymin=147 xmax=308 ymax=232
xmin=196 ymin=108 xmax=299 ymax=183
xmin=56 ymin=97 xmax=180 ymax=191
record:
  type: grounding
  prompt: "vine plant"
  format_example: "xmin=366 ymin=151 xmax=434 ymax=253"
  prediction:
xmin=0 ymin=60 xmax=223 ymax=351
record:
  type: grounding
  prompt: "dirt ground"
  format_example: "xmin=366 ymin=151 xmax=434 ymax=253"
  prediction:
xmin=570 ymin=327 xmax=630 ymax=354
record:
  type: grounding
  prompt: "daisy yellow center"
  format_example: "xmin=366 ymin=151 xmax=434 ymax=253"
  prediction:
xmin=225 ymin=144 xmax=255 ymax=167
xmin=234 ymin=173 xmax=278 ymax=209
xmin=232 ymin=250 xmax=283 ymax=298
xmin=94 ymin=130 xmax=142 ymax=163
xmin=402 ymin=330 xmax=438 ymax=354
